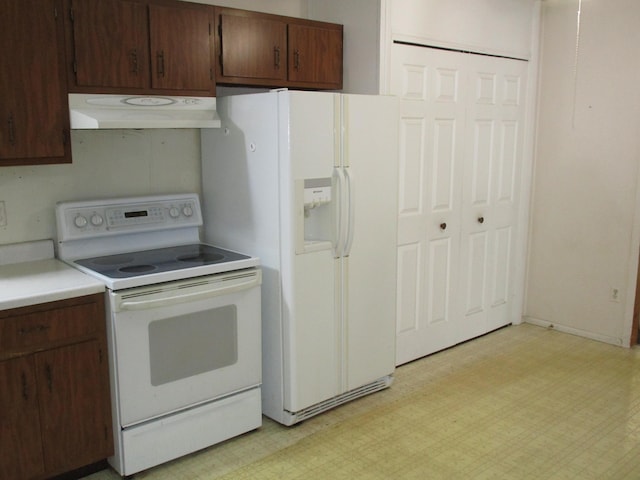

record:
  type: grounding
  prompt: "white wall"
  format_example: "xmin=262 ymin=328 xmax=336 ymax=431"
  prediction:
xmin=0 ymin=130 xmax=201 ymax=245
xmin=525 ymin=0 xmax=640 ymax=345
xmin=307 ymin=0 xmax=539 ymax=95
xmin=390 ymin=0 xmax=537 ymax=60
xmin=308 ymin=0 xmax=382 ymax=94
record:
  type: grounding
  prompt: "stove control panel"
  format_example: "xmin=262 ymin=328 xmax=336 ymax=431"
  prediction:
xmin=56 ymin=194 xmax=203 ymax=241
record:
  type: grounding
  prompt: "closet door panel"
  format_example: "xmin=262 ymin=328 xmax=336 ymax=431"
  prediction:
xmin=393 ymin=43 xmax=528 ymax=364
xmin=460 ymin=55 xmax=527 ymax=339
xmin=395 ymin=115 xmax=425 ymax=362
xmin=393 ymin=43 xmax=465 ymax=365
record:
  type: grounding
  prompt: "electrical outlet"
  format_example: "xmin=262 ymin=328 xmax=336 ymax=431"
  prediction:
xmin=0 ymin=201 xmax=6 ymax=227
xmin=610 ymin=287 xmax=621 ymax=303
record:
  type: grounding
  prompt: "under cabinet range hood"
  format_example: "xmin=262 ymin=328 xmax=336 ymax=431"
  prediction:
xmin=68 ymin=94 xmax=221 ymax=129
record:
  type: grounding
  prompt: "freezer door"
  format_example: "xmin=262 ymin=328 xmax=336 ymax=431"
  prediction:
xmin=282 ymin=91 xmax=342 ymax=412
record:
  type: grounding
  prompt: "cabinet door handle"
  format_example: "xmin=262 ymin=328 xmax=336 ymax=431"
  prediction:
xmin=45 ymin=363 xmax=53 ymax=393
xmin=129 ymin=48 xmax=138 ymax=74
xmin=21 ymin=372 xmax=28 ymax=401
xmin=18 ymin=324 xmax=50 ymax=335
xmin=293 ymin=49 xmax=300 ymax=71
xmin=157 ymin=50 xmax=165 ymax=77
xmin=478 ymin=216 xmax=484 ymax=224
xmin=274 ymin=46 xmax=280 ymax=69
xmin=8 ymin=114 xmax=15 ymax=146
xmin=440 ymin=222 xmax=447 ymax=231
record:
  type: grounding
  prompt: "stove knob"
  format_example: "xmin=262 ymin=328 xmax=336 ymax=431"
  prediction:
xmin=182 ymin=205 xmax=194 ymax=217
xmin=90 ymin=214 xmax=104 ymax=227
xmin=74 ymin=215 xmax=88 ymax=228
xmin=169 ymin=207 xmax=180 ymax=218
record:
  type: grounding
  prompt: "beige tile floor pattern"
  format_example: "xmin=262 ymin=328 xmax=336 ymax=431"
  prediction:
xmin=83 ymin=324 xmax=640 ymax=479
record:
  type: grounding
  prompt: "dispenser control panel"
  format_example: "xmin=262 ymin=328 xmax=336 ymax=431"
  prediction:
xmin=303 ymin=178 xmax=332 ymax=208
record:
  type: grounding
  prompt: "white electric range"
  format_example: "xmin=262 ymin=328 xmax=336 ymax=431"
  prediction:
xmin=55 ymin=193 xmax=262 ymax=476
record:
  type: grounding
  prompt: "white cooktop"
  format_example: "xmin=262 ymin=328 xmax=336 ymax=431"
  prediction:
xmin=55 ymin=194 xmax=259 ymax=290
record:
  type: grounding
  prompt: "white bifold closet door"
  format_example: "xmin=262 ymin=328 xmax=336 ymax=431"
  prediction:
xmin=391 ymin=43 xmax=528 ymax=365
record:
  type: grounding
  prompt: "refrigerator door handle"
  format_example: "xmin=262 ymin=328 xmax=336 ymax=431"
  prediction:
xmin=343 ymin=167 xmax=355 ymax=257
xmin=333 ymin=167 xmax=347 ymax=257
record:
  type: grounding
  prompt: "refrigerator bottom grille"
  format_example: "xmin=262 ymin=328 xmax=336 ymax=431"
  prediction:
xmin=286 ymin=375 xmax=394 ymax=424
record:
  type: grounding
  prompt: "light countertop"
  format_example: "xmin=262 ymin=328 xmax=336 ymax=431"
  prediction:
xmin=0 ymin=240 xmax=104 ymax=311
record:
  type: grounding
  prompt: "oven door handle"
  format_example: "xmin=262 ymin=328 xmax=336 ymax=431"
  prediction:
xmin=116 ymin=272 xmax=261 ymax=312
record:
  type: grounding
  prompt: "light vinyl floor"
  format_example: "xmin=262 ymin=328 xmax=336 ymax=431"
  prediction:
xmin=83 ymin=324 xmax=640 ymax=479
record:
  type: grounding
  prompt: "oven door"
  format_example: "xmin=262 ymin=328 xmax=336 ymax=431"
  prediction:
xmin=108 ymin=268 xmax=261 ymax=427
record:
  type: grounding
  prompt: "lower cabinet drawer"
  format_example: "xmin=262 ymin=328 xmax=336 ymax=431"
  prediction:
xmin=0 ymin=300 xmax=100 ymax=352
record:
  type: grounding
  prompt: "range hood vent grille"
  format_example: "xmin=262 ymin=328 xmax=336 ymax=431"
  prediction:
xmin=69 ymin=93 xmax=221 ymax=129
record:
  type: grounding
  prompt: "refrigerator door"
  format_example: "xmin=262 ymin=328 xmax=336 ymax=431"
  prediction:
xmin=340 ymin=94 xmax=398 ymax=391
xmin=283 ymin=91 xmax=342 ymax=412
xmin=200 ymin=91 xmax=398 ymax=424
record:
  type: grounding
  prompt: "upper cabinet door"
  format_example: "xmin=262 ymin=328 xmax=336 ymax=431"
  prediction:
xmin=288 ymin=23 xmax=342 ymax=88
xmin=214 ymin=7 xmax=343 ymax=90
xmin=66 ymin=0 xmax=215 ymax=96
xmin=0 ymin=0 xmax=70 ymax=165
xmin=69 ymin=0 xmax=149 ymax=90
xmin=218 ymin=14 xmax=287 ymax=82
xmin=149 ymin=3 xmax=214 ymax=93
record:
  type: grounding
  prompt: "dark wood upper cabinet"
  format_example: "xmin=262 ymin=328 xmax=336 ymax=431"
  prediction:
xmin=288 ymin=23 xmax=343 ymax=87
xmin=0 ymin=0 xmax=71 ymax=166
xmin=219 ymin=13 xmax=288 ymax=82
xmin=69 ymin=0 xmax=149 ymax=90
xmin=0 ymin=1 xmax=340 ymax=168
xmin=66 ymin=0 xmax=215 ymax=96
xmin=149 ymin=3 xmax=214 ymax=92
xmin=215 ymin=7 xmax=343 ymax=90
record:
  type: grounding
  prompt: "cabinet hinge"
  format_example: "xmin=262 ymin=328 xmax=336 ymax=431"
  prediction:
xmin=69 ymin=6 xmax=74 ymax=22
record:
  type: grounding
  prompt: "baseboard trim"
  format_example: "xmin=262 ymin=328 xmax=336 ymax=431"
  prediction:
xmin=523 ymin=316 xmax=625 ymax=347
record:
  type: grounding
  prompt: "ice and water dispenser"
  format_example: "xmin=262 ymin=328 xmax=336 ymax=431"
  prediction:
xmin=296 ymin=177 xmax=334 ymax=254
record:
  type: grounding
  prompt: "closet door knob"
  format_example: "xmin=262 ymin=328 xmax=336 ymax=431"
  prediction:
xmin=478 ymin=216 xmax=484 ymax=224
xmin=440 ymin=222 xmax=447 ymax=231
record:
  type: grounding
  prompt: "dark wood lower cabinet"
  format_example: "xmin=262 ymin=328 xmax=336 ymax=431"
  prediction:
xmin=0 ymin=357 xmax=45 ymax=480
xmin=0 ymin=294 xmax=113 ymax=480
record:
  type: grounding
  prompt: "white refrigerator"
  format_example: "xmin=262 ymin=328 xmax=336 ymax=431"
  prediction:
xmin=201 ymin=90 xmax=398 ymax=425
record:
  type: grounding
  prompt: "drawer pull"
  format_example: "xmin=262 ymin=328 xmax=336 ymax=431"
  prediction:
xmin=21 ymin=372 xmax=28 ymax=401
xmin=8 ymin=114 xmax=16 ymax=146
xmin=45 ymin=363 xmax=53 ymax=393
xmin=18 ymin=324 xmax=50 ymax=335
xmin=157 ymin=50 xmax=165 ymax=77
xmin=293 ymin=49 xmax=300 ymax=71
xmin=274 ymin=46 xmax=280 ymax=68
xmin=129 ymin=48 xmax=138 ymax=74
